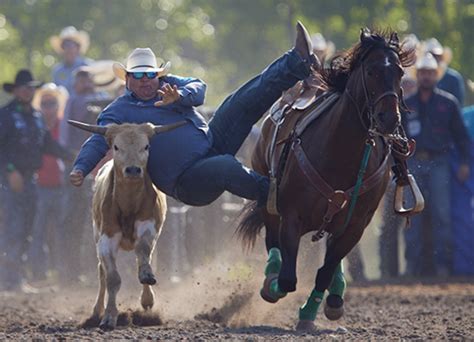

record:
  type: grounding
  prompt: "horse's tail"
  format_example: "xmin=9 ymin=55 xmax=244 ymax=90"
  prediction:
xmin=236 ymin=201 xmax=265 ymax=250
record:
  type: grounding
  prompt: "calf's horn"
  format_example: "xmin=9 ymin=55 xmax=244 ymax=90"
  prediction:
xmin=153 ymin=120 xmax=187 ymax=134
xmin=68 ymin=120 xmax=108 ymax=135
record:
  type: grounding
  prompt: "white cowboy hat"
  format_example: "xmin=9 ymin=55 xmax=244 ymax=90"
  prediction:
xmin=112 ymin=48 xmax=171 ymax=81
xmin=416 ymin=53 xmax=438 ymax=71
xmin=50 ymin=26 xmax=90 ymax=54
xmin=32 ymin=83 xmax=69 ymax=119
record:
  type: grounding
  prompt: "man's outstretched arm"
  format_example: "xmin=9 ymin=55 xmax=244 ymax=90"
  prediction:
xmin=159 ymin=74 xmax=207 ymax=107
xmin=69 ymin=107 xmax=121 ymax=186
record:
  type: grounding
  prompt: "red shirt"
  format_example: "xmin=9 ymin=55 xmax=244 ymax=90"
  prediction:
xmin=37 ymin=120 xmax=64 ymax=187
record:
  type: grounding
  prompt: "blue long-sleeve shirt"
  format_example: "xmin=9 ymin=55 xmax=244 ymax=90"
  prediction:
xmin=402 ymin=88 xmax=470 ymax=164
xmin=73 ymin=74 xmax=212 ymax=196
xmin=438 ymin=67 xmax=465 ymax=106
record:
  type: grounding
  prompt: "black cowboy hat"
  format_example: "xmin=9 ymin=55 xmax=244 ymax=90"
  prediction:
xmin=3 ymin=69 xmax=43 ymax=93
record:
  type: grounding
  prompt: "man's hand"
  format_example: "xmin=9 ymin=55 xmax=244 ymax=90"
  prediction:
xmin=457 ymin=164 xmax=470 ymax=183
xmin=70 ymin=169 xmax=84 ymax=187
xmin=154 ymin=83 xmax=180 ymax=107
xmin=8 ymin=170 xmax=24 ymax=193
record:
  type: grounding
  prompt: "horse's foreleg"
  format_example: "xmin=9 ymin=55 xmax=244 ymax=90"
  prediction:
xmin=297 ymin=230 xmax=361 ymax=331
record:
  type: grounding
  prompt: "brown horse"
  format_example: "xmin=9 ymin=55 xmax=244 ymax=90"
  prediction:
xmin=237 ymin=28 xmax=416 ymax=331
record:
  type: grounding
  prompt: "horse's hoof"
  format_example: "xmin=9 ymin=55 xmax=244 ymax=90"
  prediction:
xmin=260 ymin=273 xmax=281 ymax=303
xmin=324 ymin=294 xmax=344 ymax=321
xmin=139 ymin=273 xmax=157 ymax=285
xmin=295 ymin=319 xmax=317 ymax=332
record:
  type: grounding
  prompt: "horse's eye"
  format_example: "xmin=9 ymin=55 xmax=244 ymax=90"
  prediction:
xmin=113 ymin=145 xmax=119 ymax=151
xmin=144 ymin=144 xmax=150 ymax=151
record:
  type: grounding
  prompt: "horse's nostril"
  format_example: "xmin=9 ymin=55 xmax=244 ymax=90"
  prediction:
xmin=125 ymin=166 xmax=142 ymax=176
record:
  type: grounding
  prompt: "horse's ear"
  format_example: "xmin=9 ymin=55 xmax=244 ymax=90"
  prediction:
xmin=390 ymin=32 xmax=400 ymax=46
xmin=360 ymin=28 xmax=371 ymax=42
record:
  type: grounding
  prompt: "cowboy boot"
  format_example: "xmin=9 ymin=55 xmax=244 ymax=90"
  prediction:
xmin=295 ymin=21 xmax=321 ymax=72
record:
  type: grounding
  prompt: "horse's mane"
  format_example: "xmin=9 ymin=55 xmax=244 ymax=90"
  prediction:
xmin=319 ymin=28 xmax=416 ymax=93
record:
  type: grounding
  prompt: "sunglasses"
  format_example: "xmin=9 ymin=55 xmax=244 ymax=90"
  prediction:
xmin=128 ymin=72 xmax=158 ymax=80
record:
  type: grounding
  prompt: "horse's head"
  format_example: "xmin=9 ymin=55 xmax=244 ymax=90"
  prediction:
xmin=321 ymin=28 xmax=416 ymax=137
xmin=357 ymin=29 xmax=405 ymax=135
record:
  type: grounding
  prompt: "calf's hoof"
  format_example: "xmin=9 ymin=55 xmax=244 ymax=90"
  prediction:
xmin=324 ymin=294 xmax=344 ymax=321
xmin=295 ymin=319 xmax=317 ymax=332
xmin=99 ymin=314 xmax=117 ymax=331
xmin=139 ymin=273 xmax=157 ymax=285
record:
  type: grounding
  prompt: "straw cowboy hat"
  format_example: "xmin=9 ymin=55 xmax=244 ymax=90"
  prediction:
xmin=112 ymin=48 xmax=171 ymax=81
xmin=50 ymin=26 xmax=90 ymax=54
xmin=311 ymin=33 xmax=335 ymax=60
xmin=77 ymin=60 xmax=125 ymax=93
xmin=3 ymin=69 xmax=43 ymax=93
xmin=32 ymin=83 xmax=69 ymax=118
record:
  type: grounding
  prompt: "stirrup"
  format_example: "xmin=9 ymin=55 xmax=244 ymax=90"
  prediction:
xmin=394 ymin=174 xmax=424 ymax=217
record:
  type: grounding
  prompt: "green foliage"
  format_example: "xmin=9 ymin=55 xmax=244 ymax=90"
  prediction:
xmin=0 ymin=0 xmax=472 ymax=106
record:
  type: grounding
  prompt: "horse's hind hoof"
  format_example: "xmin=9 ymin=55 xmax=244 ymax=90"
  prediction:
xmin=324 ymin=294 xmax=344 ymax=321
xmin=295 ymin=319 xmax=317 ymax=332
xmin=260 ymin=273 xmax=281 ymax=303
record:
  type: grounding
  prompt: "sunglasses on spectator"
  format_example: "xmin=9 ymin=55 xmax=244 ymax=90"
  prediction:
xmin=127 ymin=72 xmax=158 ymax=80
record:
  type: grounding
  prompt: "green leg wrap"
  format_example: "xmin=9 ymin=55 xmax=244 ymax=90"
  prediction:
xmin=269 ymin=278 xmax=287 ymax=299
xmin=265 ymin=247 xmax=282 ymax=276
xmin=328 ymin=261 xmax=346 ymax=297
xmin=299 ymin=289 xmax=325 ymax=321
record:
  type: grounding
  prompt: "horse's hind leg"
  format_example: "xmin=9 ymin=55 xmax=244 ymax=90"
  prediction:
xmin=260 ymin=215 xmax=285 ymax=303
xmin=261 ymin=212 xmax=301 ymax=303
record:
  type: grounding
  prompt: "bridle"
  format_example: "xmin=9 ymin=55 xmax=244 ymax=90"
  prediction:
xmin=344 ymin=47 xmax=403 ymax=140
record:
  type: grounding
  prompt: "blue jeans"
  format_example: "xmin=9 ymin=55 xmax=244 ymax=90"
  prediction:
xmin=27 ymin=186 xmax=65 ymax=280
xmin=175 ymin=49 xmax=310 ymax=206
xmin=0 ymin=179 xmax=37 ymax=288
xmin=404 ymin=155 xmax=452 ymax=276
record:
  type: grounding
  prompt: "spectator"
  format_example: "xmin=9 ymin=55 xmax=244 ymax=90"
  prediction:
xmin=424 ymin=38 xmax=465 ymax=105
xmin=402 ymin=53 xmax=470 ymax=277
xmin=50 ymin=26 xmax=92 ymax=94
xmin=58 ymin=68 xmax=108 ymax=284
xmin=0 ymin=70 xmax=72 ymax=292
xmin=27 ymin=83 xmax=68 ymax=282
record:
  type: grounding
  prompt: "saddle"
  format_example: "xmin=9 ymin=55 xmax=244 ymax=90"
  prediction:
xmin=266 ymin=82 xmax=341 ymax=215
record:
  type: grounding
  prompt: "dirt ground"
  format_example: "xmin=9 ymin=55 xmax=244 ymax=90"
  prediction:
xmin=0 ymin=264 xmax=473 ymax=341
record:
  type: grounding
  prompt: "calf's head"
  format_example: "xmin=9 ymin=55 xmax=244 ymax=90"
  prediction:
xmin=69 ymin=120 xmax=186 ymax=180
